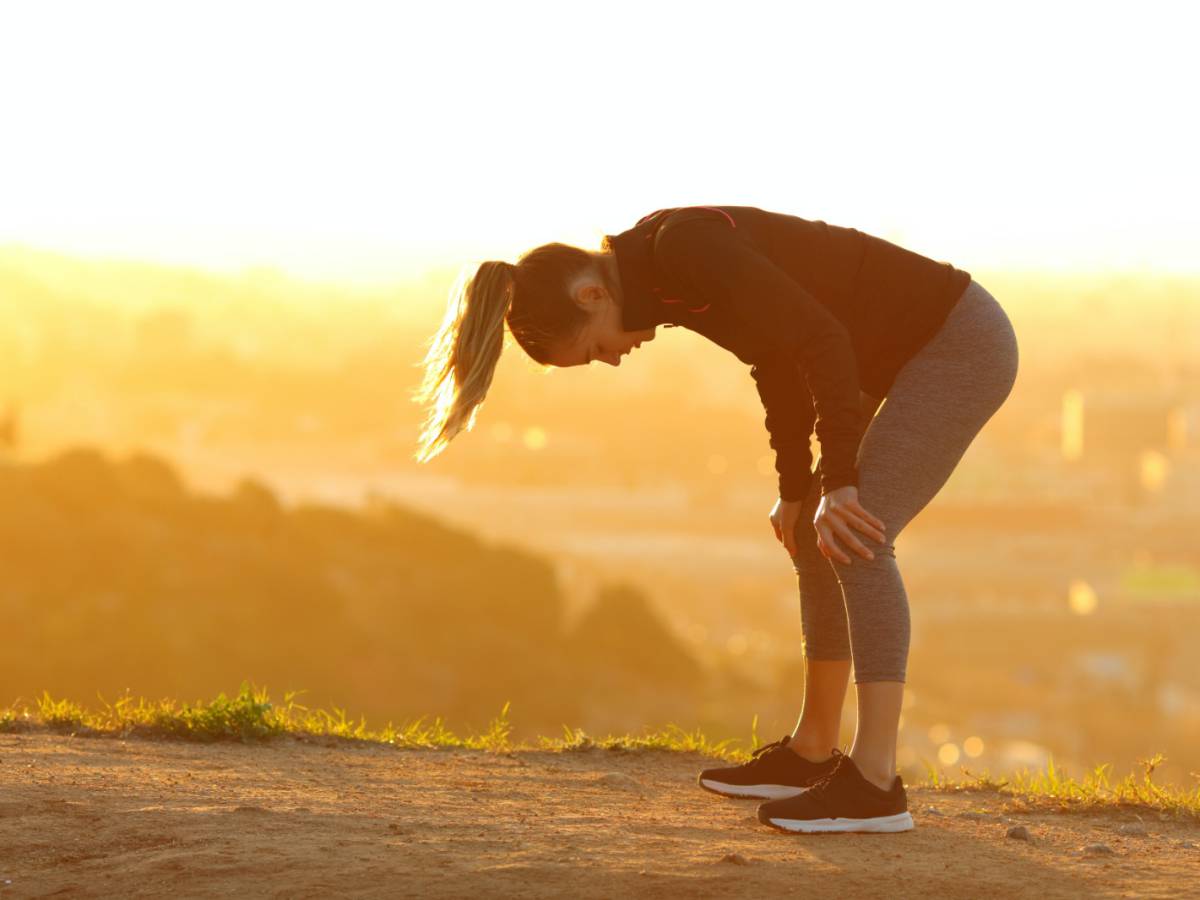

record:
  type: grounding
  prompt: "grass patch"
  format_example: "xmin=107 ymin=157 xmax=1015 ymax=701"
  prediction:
xmin=924 ymin=751 xmax=1200 ymax=820
xmin=3 ymin=683 xmax=1197 ymax=821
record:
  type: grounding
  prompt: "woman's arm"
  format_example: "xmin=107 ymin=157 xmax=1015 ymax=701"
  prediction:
xmin=655 ymin=214 xmax=865 ymax=494
xmin=749 ymin=353 xmax=818 ymax=502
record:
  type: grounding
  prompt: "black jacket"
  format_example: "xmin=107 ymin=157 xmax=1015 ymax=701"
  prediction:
xmin=603 ymin=205 xmax=972 ymax=501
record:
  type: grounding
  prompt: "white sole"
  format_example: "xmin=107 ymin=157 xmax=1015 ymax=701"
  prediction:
xmin=765 ymin=811 xmax=915 ymax=833
xmin=700 ymin=779 xmax=811 ymax=800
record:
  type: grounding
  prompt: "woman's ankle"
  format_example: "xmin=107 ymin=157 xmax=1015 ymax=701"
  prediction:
xmin=787 ymin=733 xmax=838 ymax=761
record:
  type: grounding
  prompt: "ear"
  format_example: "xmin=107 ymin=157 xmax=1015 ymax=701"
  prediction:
xmin=575 ymin=278 xmax=609 ymax=313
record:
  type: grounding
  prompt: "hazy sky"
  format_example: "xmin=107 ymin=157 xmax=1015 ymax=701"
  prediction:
xmin=1 ymin=0 xmax=1195 ymax=285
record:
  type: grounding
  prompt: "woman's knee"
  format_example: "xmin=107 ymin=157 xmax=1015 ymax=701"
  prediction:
xmin=788 ymin=520 xmax=830 ymax=575
xmin=827 ymin=538 xmax=898 ymax=583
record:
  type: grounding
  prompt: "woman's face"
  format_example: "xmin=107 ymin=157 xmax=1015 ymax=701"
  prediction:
xmin=548 ymin=274 xmax=656 ymax=368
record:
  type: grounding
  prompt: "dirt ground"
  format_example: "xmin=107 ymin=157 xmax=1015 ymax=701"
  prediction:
xmin=1 ymin=732 xmax=1198 ymax=899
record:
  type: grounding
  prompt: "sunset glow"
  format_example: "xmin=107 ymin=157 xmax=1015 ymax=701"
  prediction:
xmin=1 ymin=1 xmax=1196 ymax=286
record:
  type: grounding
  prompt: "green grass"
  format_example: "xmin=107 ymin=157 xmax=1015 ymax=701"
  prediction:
xmin=3 ymin=683 xmax=1197 ymax=821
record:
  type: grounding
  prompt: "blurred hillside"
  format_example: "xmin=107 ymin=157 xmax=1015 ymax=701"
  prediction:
xmin=0 ymin=446 xmax=704 ymax=736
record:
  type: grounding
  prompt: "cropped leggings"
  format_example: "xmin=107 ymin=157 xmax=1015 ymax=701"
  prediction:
xmin=789 ymin=279 xmax=1019 ymax=683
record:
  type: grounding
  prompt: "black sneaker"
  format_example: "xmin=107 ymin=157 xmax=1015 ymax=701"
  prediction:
xmin=756 ymin=748 xmax=914 ymax=833
xmin=697 ymin=734 xmax=841 ymax=800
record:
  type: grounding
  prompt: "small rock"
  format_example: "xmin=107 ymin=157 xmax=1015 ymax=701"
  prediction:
xmin=1115 ymin=822 xmax=1147 ymax=836
xmin=923 ymin=806 xmax=944 ymax=816
xmin=720 ymin=852 xmax=750 ymax=866
xmin=958 ymin=810 xmax=997 ymax=822
xmin=1082 ymin=843 xmax=1115 ymax=856
xmin=594 ymin=772 xmax=641 ymax=791
xmin=1007 ymin=825 xmax=1032 ymax=842
xmin=1177 ymin=840 xmax=1196 ymax=849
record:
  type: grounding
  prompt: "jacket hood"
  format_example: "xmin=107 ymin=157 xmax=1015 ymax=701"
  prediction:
xmin=602 ymin=206 xmax=738 ymax=332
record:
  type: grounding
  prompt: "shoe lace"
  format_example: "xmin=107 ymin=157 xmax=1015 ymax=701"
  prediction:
xmin=796 ymin=748 xmax=854 ymax=811
xmin=749 ymin=734 xmax=792 ymax=762
xmin=802 ymin=748 xmax=848 ymax=785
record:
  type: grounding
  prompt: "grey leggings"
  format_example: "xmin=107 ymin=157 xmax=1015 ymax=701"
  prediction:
xmin=790 ymin=278 xmax=1019 ymax=683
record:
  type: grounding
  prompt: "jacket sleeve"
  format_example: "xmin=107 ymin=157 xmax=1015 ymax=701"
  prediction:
xmin=655 ymin=214 xmax=863 ymax=495
xmin=749 ymin=353 xmax=818 ymax=501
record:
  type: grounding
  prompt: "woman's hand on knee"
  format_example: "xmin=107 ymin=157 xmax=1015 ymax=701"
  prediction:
xmin=814 ymin=486 xmax=887 ymax=564
xmin=768 ymin=496 xmax=806 ymax=558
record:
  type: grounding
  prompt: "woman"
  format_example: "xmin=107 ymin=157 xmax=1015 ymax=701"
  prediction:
xmin=414 ymin=205 xmax=1020 ymax=835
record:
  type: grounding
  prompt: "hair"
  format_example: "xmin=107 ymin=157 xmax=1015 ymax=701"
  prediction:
xmin=412 ymin=241 xmax=617 ymax=464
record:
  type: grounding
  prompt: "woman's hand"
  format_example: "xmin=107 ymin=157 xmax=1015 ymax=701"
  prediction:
xmin=814 ymin=485 xmax=887 ymax=564
xmin=768 ymin=496 xmax=807 ymax=558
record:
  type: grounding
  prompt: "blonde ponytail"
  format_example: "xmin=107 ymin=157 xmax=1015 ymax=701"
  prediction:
xmin=412 ymin=260 xmax=515 ymax=463
xmin=413 ymin=239 xmax=600 ymax=466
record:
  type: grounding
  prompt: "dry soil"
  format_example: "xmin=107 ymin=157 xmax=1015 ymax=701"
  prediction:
xmin=2 ymin=732 xmax=1198 ymax=898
